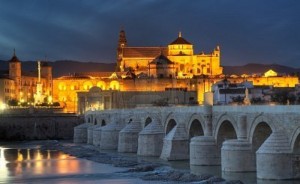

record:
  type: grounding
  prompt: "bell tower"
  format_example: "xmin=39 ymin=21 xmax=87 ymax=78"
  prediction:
xmin=117 ymin=29 xmax=127 ymax=71
xmin=9 ymin=49 xmax=22 ymax=100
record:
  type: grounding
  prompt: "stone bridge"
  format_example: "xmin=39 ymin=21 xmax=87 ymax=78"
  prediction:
xmin=74 ymin=105 xmax=300 ymax=180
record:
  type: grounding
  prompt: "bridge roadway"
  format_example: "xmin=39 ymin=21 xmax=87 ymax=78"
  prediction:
xmin=74 ymin=105 xmax=300 ymax=180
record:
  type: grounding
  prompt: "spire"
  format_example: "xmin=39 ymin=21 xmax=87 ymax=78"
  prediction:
xmin=9 ymin=48 xmax=20 ymax=63
xmin=118 ymin=28 xmax=127 ymax=48
xmin=178 ymin=31 xmax=182 ymax=38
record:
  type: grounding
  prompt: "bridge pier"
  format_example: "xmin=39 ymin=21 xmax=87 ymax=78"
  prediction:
xmin=221 ymin=115 xmax=256 ymax=172
xmin=190 ymin=136 xmax=220 ymax=165
xmin=100 ymin=120 xmax=126 ymax=150
xmin=160 ymin=123 xmax=189 ymax=160
xmin=222 ymin=139 xmax=255 ymax=172
xmin=92 ymin=126 xmax=103 ymax=146
xmin=203 ymin=105 xmax=213 ymax=136
xmin=137 ymin=118 xmax=164 ymax=156
xmin=87 ymin=124 xmax=101 ymax=144
xmin=73 ymin=123 xmax=93 ymax=143
xmin=118 ymin=118 xmax=142 ymax=153
xmin=257 ymin=131 xmax=294 ymax=179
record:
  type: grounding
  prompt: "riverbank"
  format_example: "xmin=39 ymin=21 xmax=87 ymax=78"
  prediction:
xmin=37 ymin=140 xmax=243 ymax=184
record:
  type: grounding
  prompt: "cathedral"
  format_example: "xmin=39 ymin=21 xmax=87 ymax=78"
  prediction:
xmin=117 ymin=30 xmax=223 ymax=78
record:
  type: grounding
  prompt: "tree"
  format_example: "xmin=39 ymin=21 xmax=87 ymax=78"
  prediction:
xmin=8 ymin=99 xmax=18 ymax=106
xmin=231 ymin=95 xmax=244 ymax=104
xmin=251 ymin=97 xmax=264 ymax=104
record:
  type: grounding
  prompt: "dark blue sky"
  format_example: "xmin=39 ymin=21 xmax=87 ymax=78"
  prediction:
xmin=0 ymin=0 xmax=299 ymax=67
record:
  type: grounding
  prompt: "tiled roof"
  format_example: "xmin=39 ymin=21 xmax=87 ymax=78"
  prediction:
xmin=9 ymin=55 xmax=20 ymax=63
xmin=169 ymin=37 xmax=192 ymax=45
xmin=150 ymin=54 xmax=174 ymax=65
xmin=123 ymin=47 xmax=167 ymax=58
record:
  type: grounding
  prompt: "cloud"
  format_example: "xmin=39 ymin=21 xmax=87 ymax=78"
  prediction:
xmin=0 ymin=0 xmax=299 ymax=67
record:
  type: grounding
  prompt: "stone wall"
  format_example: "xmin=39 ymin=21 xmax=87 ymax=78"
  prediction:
xmin=0 ymin=113 xmax=84 ymax=140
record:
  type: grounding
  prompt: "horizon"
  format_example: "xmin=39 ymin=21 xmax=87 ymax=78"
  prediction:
xmin=0 ymin=0 xmax=299 ymax=67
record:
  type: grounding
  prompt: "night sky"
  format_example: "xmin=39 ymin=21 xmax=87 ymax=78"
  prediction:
xmin=0 ymin=0 xmax=299 ymax=67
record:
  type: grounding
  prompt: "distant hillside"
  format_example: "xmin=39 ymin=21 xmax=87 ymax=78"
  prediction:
xmin=223 ymin=63 xmax=300 ymax=75
xmin=1 ymin=60 xmax=300 ymax=77
xmin=0 ymin=60 xmax=116 ymax=77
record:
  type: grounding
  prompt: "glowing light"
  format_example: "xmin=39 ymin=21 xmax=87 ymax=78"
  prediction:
xmin=48 ymin=96 xmax=53 ymax=104
xmin=264 ymin=69 xmax=277 ymax=77
xmin=17 ymin=149 xmax=24 ymax=162
xmin=109 ymin=80 xmax=120 ymax=90
xmin=0 ymin=102 xmax=6 ymax=110
xmin=0 ymin=148 xmax=9 ymax=182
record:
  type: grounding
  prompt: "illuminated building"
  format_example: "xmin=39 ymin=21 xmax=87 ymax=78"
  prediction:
xmin=52 ymin=31 xmax=299 ymax=112
xmin=1 ymin=31 xmax=299 ymax=112
xmin=227 ymin=69 xmax=298 ymax=87
xmin=0 ymin=51 xmax=53 ymax=104
xmin=0 ymin=76 xmax=15 ymax=104
xmin=117 ymin=30 xmax=223 ymax=77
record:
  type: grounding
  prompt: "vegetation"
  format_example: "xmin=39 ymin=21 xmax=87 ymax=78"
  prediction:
xmin=7 ymin=99 xmax=18 ymax=106
xmin=251 ymin=97 xmax=265 ymax=104
xmin=271 ymin=90 xmax=296 ymax=104
xmin=230 ymin=95 xmax=244 ymax=104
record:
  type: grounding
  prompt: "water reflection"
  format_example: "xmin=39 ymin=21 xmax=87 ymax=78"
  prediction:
xmin=0 ymin=147 xmax=76 ymax=182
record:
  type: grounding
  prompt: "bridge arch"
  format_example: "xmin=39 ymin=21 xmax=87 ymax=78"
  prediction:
xmin=249 ymin=115 xmax=275 ymax=147
xmin=215 ymin=114 xmax=238 ymax=148
xmin=101 ymin=119 xmax=106 ymax=126
xmin=144 ymin=117 xmax=152 ymax=128
xmin=164 ymin=113 xmax=178 ymax=134
xmin=291 ymin=127 xmax=300 ymax=154
xmin=165 ymin=119 xmax=177 ymax=135
xmin=187 ymin=114 xmax=205 ymax=139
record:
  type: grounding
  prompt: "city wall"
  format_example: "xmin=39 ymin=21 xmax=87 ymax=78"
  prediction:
xmin=0 ymin=111 xmax=84 ymax=140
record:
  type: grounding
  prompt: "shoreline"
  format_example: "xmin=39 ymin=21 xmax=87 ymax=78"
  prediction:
xmin=37 ymin=140 xmax=243 ymax=184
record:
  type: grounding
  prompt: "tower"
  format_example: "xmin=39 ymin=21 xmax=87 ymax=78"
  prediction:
xmin=117 ymin=29 xmax=127 ymax=71
xmin=9 ymin=49 xmax=21 ymax=100
xmin=41 ymin=62 xmax=53 ymax=102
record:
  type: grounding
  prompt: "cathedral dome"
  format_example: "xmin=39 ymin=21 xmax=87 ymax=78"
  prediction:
xmin=169 ymin=32 xmax=192 ymax=45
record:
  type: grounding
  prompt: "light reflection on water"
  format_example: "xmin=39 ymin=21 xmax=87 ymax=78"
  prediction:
xmin=1 ymin=147 xmax=299 ymax=184
xmin=0 ymin=147 xmax=78 ymax=180
xmin=0 ymin=146 xmax=146 ymax=184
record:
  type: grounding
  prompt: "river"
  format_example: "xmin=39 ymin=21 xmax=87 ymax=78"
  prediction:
xmin=0 ymin=141 xmax=298 ymax=184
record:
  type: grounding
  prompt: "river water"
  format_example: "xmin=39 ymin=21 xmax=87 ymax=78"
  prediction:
xmin=0 ymin=142 xmax=298 ymax=184
xmin=0 ymin=143 xmax=147 ymax=184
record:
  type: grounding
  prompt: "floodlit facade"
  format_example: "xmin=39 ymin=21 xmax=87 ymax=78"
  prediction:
xmin=117 ymin=30 xmax=223 ymax=77
xmin=0 ymin=51 xmax=53 ymax=104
